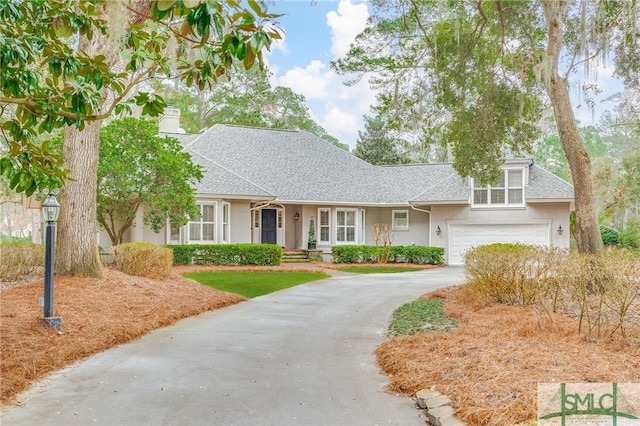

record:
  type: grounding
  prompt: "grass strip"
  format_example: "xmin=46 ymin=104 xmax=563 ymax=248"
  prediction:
xmin=388 ymin=298 xmax=458 ymax=337
xmin=183 ymin=271 xmax=330 ymax=298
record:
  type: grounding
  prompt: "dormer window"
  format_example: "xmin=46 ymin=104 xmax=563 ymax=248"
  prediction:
xmin=472 ymin=169 xmax=524 ymax=207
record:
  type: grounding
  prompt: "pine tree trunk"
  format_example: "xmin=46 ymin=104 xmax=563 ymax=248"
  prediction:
xmin=56 ymin=122 xmax=103 ymax=276
xmin=541 ymin=0 xmax=604 ymax=254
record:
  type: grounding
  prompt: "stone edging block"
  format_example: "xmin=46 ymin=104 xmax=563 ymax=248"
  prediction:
xmin=415 ymin=388 xmax=469 ymax=426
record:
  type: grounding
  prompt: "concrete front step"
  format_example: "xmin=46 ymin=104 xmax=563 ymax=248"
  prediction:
xmin=282 ymin=252 xmax=311 ymax=263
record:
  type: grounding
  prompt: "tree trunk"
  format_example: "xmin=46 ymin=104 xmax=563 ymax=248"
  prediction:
xmin=56 ymin=122 xmax=103 ymax=276
xmin=55 ymin=15 xmax=119 ymax=276
xmin=541 ymin=0 xmax=604 ymax=254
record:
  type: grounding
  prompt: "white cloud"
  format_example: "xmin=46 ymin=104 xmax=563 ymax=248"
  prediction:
xmin=272 ymin=0 xmax=374 ymax=149
xmin=327 ymin=0 xmax=370 ymax=59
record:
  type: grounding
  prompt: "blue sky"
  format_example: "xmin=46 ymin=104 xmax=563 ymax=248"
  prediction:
xmin=263 ymin=0 xmax=621 ymax=150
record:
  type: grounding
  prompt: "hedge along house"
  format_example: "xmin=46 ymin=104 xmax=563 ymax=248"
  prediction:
xmin=105 ymin=109 xmax=574 ymax=265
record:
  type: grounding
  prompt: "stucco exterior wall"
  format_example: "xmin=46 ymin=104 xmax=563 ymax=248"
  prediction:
xmin=229 ymin=201 xmax=251 ymax=243
xmin=363 ymin=207 xmax=431 ymax=246
xmin=429 ymin=202 xmax=571 ymax=253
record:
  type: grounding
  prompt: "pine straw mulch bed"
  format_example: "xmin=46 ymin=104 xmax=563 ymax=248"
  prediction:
xmin=0 ymin=266 xmax=246 ymax=407
xmin=376 ymin=285 xmax=640 ymax=426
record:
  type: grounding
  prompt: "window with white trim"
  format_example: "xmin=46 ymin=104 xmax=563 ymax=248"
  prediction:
xmin=392 ymin=210 xmax=409 ymax=231
xmin=472 ymin=169 xmax=525 ymax=207
xmin=189 ymin=204 xmax=215 ymax=242
xmin=222 ymin=202 xmax=230 ymax=243
xmin=336 ymin=209 xmax=357 ymax=243
xmin=319 ymin=208 xmax=330 ymax=243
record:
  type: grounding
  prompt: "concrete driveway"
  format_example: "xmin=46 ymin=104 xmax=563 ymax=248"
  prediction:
xmin=2 ymin=267 xmax=465 ymax=426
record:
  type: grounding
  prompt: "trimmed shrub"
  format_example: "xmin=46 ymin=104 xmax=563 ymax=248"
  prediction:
xmin=600 ymin=224 xmax=620 ymax=246
xmin=464 ymin=243 xmax=564 ymax=305
xmin=0 ymin=243 xmax=44 ymax=281
xmin=167 ymin=243 xmax=282 ymax=266
xmin=398 ymin=246 xmax=445 ymax=265
xmin=331 ymin=245 xmax=444 ymax=265
xmin=114 ymin=242 xmax=173 ymax=277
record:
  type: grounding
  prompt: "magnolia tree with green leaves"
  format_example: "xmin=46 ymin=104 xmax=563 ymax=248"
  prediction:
xmin=0 ymin=0 xmax=280 ymax=276
xmin=97 ymin=118 xmax=203 ymax=246
xmin=333 ymin=0 xmax=639 ymax=255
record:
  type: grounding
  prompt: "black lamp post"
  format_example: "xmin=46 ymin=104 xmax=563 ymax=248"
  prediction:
xmin=41 ymin=194 xmax=62 ymax=329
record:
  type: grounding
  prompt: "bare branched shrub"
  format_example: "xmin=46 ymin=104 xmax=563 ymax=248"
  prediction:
xmin=369 ymin=223 xmax=394 ymax=263
xmin=0 ymin=243 xmax=44 ymax=281
xmin=465 ymin=244 xmax=640 ymax=343
xmin=114 ymin=242 xmax=173 ymax=278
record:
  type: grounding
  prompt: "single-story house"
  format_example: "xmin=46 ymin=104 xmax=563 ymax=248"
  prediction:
xmin=104 ymin=109 xmax=574 ymax=265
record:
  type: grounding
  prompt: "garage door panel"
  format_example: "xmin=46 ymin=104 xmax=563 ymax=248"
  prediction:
xmin=449 ymin=224 xmax=549 ymax=265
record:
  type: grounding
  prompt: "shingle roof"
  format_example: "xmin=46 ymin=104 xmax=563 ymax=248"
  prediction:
xmin=526 ymin=164 xmax=575 ymax=200
xmin=170 ymin=125 xmax=574 ymax=205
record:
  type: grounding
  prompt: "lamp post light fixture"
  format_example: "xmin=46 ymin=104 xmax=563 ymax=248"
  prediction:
xmin=41 ymin=194 xmax=62 ymax=329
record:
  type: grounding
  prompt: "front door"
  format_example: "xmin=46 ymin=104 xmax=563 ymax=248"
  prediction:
xmin=261 ymin=209 xmax=277 ymax=244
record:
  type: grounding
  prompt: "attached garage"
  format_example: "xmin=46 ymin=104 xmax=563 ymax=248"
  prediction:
xmin=448 ymin=223 xmax=550 ymax=265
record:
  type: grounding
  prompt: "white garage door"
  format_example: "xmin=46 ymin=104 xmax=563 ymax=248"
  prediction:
xmin=449 ymin=223 xmax=550 ymax=265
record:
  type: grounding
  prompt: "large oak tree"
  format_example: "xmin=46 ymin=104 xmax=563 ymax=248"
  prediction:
xmin=333 ymin=0 xmax=638 ymax=254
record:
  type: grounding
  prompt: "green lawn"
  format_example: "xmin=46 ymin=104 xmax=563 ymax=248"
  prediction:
xmin=183 ymin=271 xmax=331 ymax=298
xmin=336 ymin=266 xmax=424 ymax=274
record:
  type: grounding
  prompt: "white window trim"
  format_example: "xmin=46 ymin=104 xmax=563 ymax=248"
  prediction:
xmin=222 ymin=202 xmax=230 ymax=244
xmin=392 ymin=209 xmax=409 ymax=231
xmin=471 ymin=168 xmax=525 ymax=208
xmin=335 ymin=208 xmax=358 ymax=245
xmin=318 ymin=208 xmax=331 ymax=244
xmin=188 ymin=203 xmax=216 ymax=243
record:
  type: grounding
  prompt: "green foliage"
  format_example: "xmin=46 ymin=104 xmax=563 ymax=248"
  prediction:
xmin=387 ymin=298 xmax=458 ymax=337
xmin=619 ymin=219 xmax=640 ymax=250
xmin=97 ymin=118 xmax=203 ymax=245
xmin=113 ymin=242 xmax=173 ymax=277
xmin=336 ymin=266 xmax=423 ymax=274
xmin=331 ymin=245 xmax=444 ymax=265
xmin=155 ymin=67 xmax=346 ymax=149
xmin=307 ymin=219 xmax=317 ymax=244
xmin=0 ymin=235 xmax=32 ymax=243
xmin=168 ymin=243 xmax=282 ymax=266
xmin=0 ymin=0 xmax=281 ymax=193
xmin=0 ymin=242 xmax=44 ymax=281
xmin=333 ymin=0 xmax=546 ymax=184
xmin=395 ymin=246 xmax=445 ymax=265
xmin=184 ymin=271 xmax=330 ymax=298
xmin=599 ymin=224 xmax=620 ymax=246
xmin=354 ymin=115 xmax=409 ymax=165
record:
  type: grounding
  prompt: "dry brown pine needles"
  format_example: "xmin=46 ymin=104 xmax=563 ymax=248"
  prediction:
xmin=376 ymin=285 xmax=640 ymax=426
xmin=0 ymin=267 xmax=244 ymax=406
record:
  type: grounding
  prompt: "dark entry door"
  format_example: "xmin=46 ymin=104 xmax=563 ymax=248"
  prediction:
xmin=261 ymin=209 xmax=277 ymax=244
